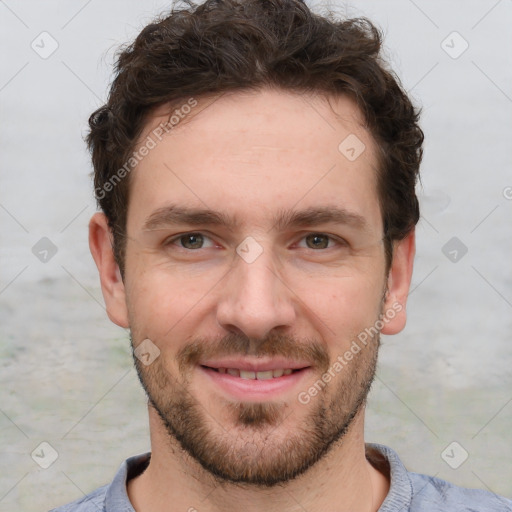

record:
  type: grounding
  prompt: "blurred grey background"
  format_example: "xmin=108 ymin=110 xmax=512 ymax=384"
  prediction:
xmin=0 ymin=0 xmax=511 ymax=510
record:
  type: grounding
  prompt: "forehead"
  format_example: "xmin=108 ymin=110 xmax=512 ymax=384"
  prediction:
xmin=129 ymin=88 xmax=382 ymax=234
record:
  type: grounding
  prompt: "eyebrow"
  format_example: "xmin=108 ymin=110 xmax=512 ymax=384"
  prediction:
xmin=143 ymin=204 xmax=369 ymax=232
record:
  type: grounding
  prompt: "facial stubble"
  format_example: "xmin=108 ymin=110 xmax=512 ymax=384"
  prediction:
xmin=132 ymin=322 xmax=381 ymax=488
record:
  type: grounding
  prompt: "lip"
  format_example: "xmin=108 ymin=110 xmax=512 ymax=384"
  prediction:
xmin=199 ymin=357 xmax=311 ymax=372
xmin=199 ymin=365 xmax=312 ymax=401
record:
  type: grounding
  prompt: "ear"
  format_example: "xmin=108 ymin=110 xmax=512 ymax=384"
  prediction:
xmin=89 ymin=212 xmax=129 ymax=328
xmin=380 ymin=229 xmax=415 ymax=335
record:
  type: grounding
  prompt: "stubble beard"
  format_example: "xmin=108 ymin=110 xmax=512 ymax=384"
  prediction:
xmin=131 ymin=324 xmax=381 ymax=488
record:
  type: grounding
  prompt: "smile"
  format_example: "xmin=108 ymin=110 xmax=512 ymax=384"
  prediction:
xmin=203 ymin=367 xmax=298 ymax=380
xmin=199 ymin=365 xmax=311 ymax=401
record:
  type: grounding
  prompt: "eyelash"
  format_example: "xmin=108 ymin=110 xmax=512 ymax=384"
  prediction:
xmin=164 ymin=232 xmax=347 ymax=251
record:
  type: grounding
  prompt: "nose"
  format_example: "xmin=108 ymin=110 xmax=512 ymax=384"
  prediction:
xmin=215 ymin=246 xmax=297 ymax=342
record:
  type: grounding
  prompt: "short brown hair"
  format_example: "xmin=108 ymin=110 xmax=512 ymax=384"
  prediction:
xmin=87 ymin=0 xmax=423 ymax=275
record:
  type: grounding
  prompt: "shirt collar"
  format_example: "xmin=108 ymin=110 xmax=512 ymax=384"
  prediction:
xmin=105 ymin=444 xmax=412 ymax=511
xmin=105 ymin=452 xmax=150 ymax=511
xmin=366 ymin=442 xmax=413 ymax=511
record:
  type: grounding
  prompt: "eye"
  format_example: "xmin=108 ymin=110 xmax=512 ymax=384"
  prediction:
xmin=164 ymin=232 xmax=346 ymax=252
xmin=297 ymin=233 xmax=345 ymax=250
xmin=167 ymin=232 xmax=216 ymax=250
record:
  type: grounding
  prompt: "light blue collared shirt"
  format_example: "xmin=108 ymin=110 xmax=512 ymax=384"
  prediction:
xmin=49 ymin=443 xmax=512 ymax=511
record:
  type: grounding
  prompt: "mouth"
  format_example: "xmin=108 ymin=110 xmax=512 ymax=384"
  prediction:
xmin=201 ymin=366 xmax=304 ymax=379
xmin=198 ymin=363 xmax=312 ymax=401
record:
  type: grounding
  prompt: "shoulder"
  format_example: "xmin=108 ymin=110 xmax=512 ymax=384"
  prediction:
xmin=48 ymin=452 xmax=150 ymax=512
xmin=366 ymin=443 xmax=512 ymax=512
xmin=409 ymin=472 xmax=512 ymax=511
xmin=48 ymin=484 xmax=108 ymax=512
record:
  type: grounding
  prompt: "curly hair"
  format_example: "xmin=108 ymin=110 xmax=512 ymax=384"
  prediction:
xmin=87 ymin=0 xmax=423 ymax=276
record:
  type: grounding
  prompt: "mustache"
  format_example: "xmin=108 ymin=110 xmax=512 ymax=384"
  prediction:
xmin=175 ymin=331 xmax=331 ymax=374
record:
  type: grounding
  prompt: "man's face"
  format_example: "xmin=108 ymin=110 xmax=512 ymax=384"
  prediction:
xmin=117 ymin=89 xmax=398 ymax=486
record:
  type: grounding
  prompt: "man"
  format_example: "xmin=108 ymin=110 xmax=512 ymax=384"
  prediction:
xmin=52 ymin=0 xmax=511 ymax=510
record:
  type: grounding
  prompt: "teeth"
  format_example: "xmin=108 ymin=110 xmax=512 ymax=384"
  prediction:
xmin=214 ymin=368 xmax=297 ymax=379
xmin=256 ymin=370 xmax=273 ymax=380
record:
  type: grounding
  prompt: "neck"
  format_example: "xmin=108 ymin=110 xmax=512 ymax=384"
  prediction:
xmin=128 ymin=405 xmax=390 ymax=512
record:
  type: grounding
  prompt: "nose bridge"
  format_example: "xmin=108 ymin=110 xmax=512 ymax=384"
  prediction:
xmin=216 ymin=241 xmax=296 ymax=339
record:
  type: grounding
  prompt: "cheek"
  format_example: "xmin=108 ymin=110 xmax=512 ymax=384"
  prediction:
xmin=124 ymin=263 xmax=217 ymax=340
xmin=124 ymin=236 xmax=386 ymax=345
xmin=305 ymin=274 xmax=384 ymax=342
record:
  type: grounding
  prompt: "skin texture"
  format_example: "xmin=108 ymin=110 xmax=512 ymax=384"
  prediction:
xmin=89 ymin=88 xmax=415 ymax=512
